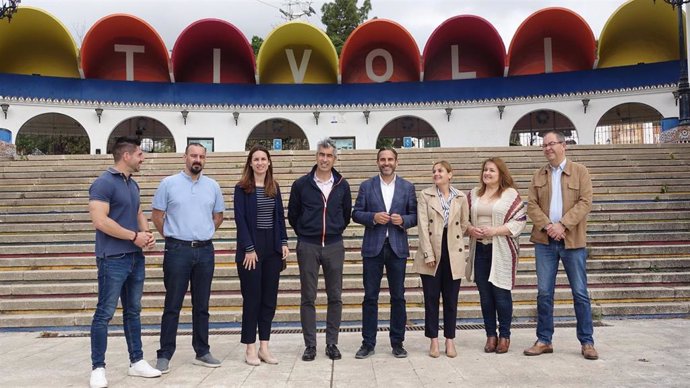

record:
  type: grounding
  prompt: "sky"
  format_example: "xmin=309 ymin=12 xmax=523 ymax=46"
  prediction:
xmin=19 ymin=0 xmax=632 ymax=50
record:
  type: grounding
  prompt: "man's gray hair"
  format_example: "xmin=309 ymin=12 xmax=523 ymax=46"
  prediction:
xmin=542 ymin=130 xmax=566 ymax=143
xmin=317 ymin=137 xmax=338 ymax=158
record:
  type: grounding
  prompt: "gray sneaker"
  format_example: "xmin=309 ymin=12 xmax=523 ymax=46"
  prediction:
xmin=193 ymin=353 xmax=221 ymax=368
xmin=156 ymin=358 xmax=170 ymax=374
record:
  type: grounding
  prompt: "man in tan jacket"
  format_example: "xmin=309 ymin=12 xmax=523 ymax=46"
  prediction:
xmin=524 ymin=131 xmax=598 ymax=360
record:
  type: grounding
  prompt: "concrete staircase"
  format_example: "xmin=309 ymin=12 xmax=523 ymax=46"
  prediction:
xmin=1 ymin=144 xmax=689 ymax=328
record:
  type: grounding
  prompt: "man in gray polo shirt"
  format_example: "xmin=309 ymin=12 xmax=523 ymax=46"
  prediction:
xmin=152 ymin=143 xmax=225 ymax=373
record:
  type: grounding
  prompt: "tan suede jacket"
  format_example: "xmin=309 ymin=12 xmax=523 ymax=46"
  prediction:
xmin=527 ymin=160 xmax=592 ymax=249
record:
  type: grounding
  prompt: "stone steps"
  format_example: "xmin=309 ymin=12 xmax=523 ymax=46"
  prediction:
xmin=1 ymin=202 xmax=688 ymax=222
xmin=2 ymin=301 xmax=689 ymax=328
xmin=2 ymin=222 xmax=687 ymax=241
xmin=3 ymin=163 xmax=689 ymax=180
xmin=3 ymin=285 xmax=689 ymax=311
xmin=1 ymin=212 xmax=688 ymax=232
xmin=0 ymin=186 xmax=687 ymax=203
xmin=2 ymin=255 xmax=688 ymax=273
xmin=2 ymin=268 xmax=688 ymax=297
xmin=1 ymin=241 xmax=689 ymax=259
xmin=1 ymin=144 xmax=689 ymax=328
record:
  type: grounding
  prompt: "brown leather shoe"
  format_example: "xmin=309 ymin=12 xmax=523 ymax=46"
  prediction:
xmin=523 ymin=341 xmax=553 ymax=356
xmin=581 ymin=344 xmax=598 ymax=360
xmin=484 ymin=336 xmax=497 ymax=353
xmin=496 ymin=337 xmax=510 ymax=354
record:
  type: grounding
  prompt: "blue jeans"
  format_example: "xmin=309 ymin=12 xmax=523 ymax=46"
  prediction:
xmin=90 ymin=251 xmax=145 ymax=369
xmin=361 ymin=240 xmax=407 ymax=348
xmin=157 ymin=240 xmax=215 ymax=360
xmin=535 ymin=239 xmax=594 ymax=345
xmin=474 ymin=243 xmax=513 ymax=338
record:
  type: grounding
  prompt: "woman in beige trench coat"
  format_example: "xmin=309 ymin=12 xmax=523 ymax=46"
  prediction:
xmin=413 ymin=161 xmax=469 ymax=358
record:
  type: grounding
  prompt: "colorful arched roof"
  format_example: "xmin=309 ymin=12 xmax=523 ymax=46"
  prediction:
xmin=422 ymin=15 xmax=505 ymax=81
xmin=340 ymin=19 xmax=421 ymax=83
xmin=598 ymin=0 xmax=682 ymax=68
xmin=0 ymin=4 xmax=684 ymax=85
xmin=0 ymin=7 xmax=79 ymax=78
xmin=256 ymin=21 xmax=338 ymax=84
xmin=508 ymin=7 xmax=595 ymax=76
xmin=81 ymin=14 xmax=170 ymax=82
xmin=172 ymin=19 xmax=255 ymax=84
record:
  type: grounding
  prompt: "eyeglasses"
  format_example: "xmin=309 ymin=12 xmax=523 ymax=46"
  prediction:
xmin=540 ymin=141 xmax=563 ymax=148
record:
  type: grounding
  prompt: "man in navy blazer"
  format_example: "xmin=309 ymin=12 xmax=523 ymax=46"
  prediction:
xmin=352 ymin=147 xmax=417 ymax=359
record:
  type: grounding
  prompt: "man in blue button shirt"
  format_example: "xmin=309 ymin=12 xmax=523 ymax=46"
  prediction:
xmin=88 ymin=136 xmax=161 ymax=388
xmin=152 ymin=143 xmax=225 ymax=373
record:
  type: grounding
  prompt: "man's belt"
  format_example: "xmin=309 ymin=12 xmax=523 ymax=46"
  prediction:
xmin=165 ymin=237 xmax=212 ymax=248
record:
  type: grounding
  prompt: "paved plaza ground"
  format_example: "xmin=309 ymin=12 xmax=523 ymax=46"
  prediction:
xmin=1 ymin=318 xmax=688 ymax=387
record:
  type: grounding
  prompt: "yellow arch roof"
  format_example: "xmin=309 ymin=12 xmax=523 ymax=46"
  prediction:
xmin=598 ymin=0 xmax=683 ymax=68
xmin=0 ymin=6 xmax=79 ymax=78
xmin=257 ymin=21 xmax=338 ymax=84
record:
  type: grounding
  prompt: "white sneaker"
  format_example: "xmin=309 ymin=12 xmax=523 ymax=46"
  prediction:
xmin=90 ymin=367 xmax=107 ymax=388
xmin=128 ymin=359 xmax=162 ymax=378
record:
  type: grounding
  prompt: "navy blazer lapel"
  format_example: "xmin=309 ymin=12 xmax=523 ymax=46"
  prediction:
xmin=389 ymin=177 xmax=404 ymax=213
xmin=372 ymin=175 xmax=386 ymax=211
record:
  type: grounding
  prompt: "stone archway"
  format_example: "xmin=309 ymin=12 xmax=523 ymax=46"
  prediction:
xmin=377 ymin=116 xmax=439 ymax=148
xmin=595 ymin=103 xmax=663 ymax=144
xmin=16 ymin=113 xmax=90 ymax=155
xmin=109 ymin=117 xmax=175 ymax=153
xmin=246 ymin=118 xmax=309 ymax=150
xmin=510 ymin=109 xmax=578 ymax=146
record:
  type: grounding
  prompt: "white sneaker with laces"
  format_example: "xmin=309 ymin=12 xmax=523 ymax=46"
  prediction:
xmin=90 ymin=367 xmax=107 ymax=388
xmin=128 ymin=359 xmax=162 ymax=378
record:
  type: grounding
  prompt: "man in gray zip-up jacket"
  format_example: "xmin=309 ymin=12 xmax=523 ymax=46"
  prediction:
xmin=288 ymin=138 xmax=352 ymax=362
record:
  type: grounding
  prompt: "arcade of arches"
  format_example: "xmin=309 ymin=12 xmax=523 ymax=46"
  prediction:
xmin=16 ymin=113 xmax=90 ymax=155
xmin=509 ymin=104 xmax=664 ymax=147
xmin=245 ymin=119 xmax=309 ymax=151
xmin=594 ymin=103 xmax=663 ymax=144
xmin=8 ymin=104 xmax=667 ymax=155
xmin=510 ymin=110 xmax=578 ymax=146
xmin=108 ymin=117 xmax=175 ymax=153
xmin=377 ymin=116 xmax=440 ymax=149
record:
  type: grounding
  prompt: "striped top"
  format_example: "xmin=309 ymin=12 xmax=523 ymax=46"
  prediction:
xmin=436 ymin=185 xmax=460 ymax=227
xmin=256 ymin=187 xmax=275 ymax=229
xmin=245 ymin=187 xmax=289 ymax=253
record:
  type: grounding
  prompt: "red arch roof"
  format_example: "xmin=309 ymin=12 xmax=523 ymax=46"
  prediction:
xmin=423 ymin=15 xmax=505 ymax=81
xmin=507 ymin=8 xmax=595 ymax=76
xmin=340 ymin=19 xmax=421 ymax=84
xmin=81 ymin=14 xmax=170 ymax=82
xmin=172 ymin=19 xmax=255 ymax=84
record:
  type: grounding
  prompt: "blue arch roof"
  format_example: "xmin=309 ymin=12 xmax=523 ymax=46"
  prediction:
xmin=0 ymin=61 xmax=677 ymax=106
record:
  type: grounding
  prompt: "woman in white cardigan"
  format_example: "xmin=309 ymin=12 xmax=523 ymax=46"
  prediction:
xmin=466 ymin=157 xmax=526 ymax=354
